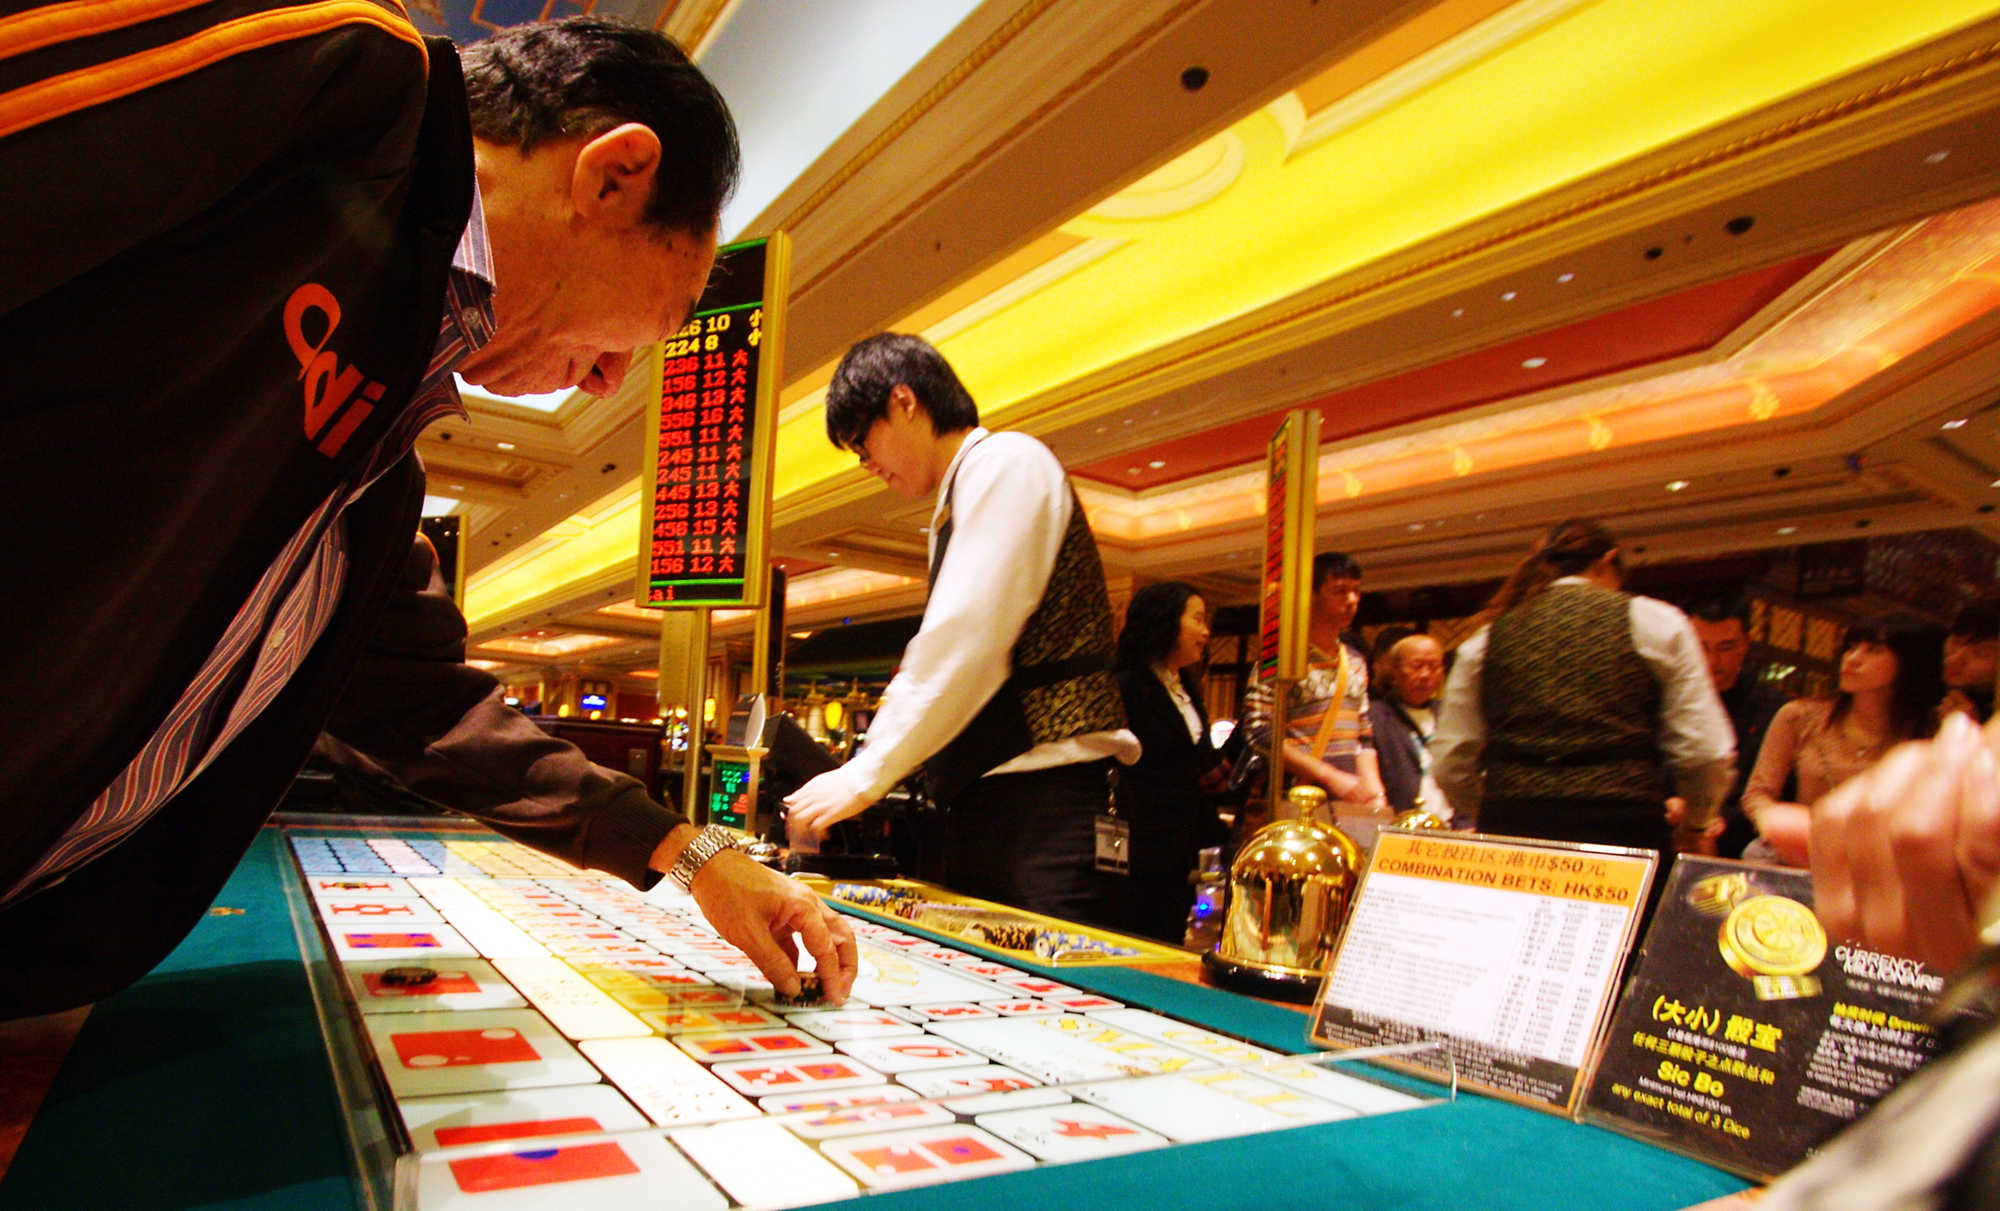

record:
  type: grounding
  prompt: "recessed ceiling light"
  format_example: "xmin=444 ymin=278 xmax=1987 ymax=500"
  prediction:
xmin=1777 ymin=526 xmax=1798 ymax=535
xmin=450 ymin=484 xmax=464 ymax=491
xmin=1148 ymin=460 xmax=1166 ymax=469
xmin=496 ymin=441 xmax=516 ymax=450
xmin=827 ymin=551 xmax=838 ymax=557
xmin=1122 ymin=418 xmax=1134 ymax=425
xmin=1557 ymin=272 xmax=1575 ymax=283
xmin=1128 ymin=467 xmax=1143 ymax=475
xmin=1927 ymin=149 xmax=1951 ymax=164
xmin=1501 ymin=291 xmax=1518 ymax=302
xmin=1096 ymin=426 xmax=1108 ymax=434
xmin=1942 ymin=418 xmax=1970 ymax=429
xmin=1406 ymin=523 xmax=1423 ymax=531
xmin=1665 ymin=480 xmax=1690 ymax=492
xmin=1521 ymin=357 xmax=1548 ymax=369
xmin=1451 ymin=308 xmax=1465 ymax=317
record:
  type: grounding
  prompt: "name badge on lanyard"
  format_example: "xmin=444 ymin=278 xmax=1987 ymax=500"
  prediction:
xmin=1094 ymin=814 xmax=1130 ymax=875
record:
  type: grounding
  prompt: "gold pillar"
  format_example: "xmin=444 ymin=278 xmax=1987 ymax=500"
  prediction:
xmin=657 ymin=609 xmax=711 ymax=819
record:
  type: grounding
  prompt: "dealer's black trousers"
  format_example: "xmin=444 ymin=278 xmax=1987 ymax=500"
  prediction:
xmin=922 ymin=759 xmax=1127 ymax=932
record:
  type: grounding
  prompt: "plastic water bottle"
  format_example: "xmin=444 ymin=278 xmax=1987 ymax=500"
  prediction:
xmin=1183 ymin=846 xmax=1226 ymax=951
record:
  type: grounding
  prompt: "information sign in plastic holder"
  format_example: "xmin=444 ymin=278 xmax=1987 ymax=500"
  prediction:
xmin=1580 ymin=856 xmax=1942 ymax=1180
xmin=1309 ymin=829 xmax=1657 ymax=1116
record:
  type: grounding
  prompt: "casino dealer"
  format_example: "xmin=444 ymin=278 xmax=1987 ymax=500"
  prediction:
xmin=785 ymin=335 xmax=1140 ymax=928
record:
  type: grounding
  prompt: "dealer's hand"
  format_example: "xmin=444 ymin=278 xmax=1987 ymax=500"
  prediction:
xmin=651 ymin=826 xmax=857 ymax=1000
xmin=1810 ymin=711 xmax=2000 ymax=971
xmin=784 ymin=770 xmax=877 ymax=844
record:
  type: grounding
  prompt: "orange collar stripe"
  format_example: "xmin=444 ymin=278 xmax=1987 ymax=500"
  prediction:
xmin=0 ymin=1 xmax=424 ymax=143
xmin=0 ymin=0 xmax=219 ymax=62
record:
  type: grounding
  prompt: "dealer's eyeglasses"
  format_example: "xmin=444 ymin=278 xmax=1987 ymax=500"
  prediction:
xmin=850 ymin=419 xmax=885 ymax=469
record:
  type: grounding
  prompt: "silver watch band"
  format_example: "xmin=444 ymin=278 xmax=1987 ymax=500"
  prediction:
xmin=668 ymin=825 xmax=740 ymax=892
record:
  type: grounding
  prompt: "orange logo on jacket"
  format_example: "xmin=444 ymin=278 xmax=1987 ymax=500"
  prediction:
xmin=285 ymin=284 xmax=385 ymax=457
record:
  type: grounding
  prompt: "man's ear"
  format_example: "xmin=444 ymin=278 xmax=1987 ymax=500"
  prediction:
xmin=572 ymin=123 xmax=662 ymax=229
xmin=888 ymin=383 xmax=921 ymax=421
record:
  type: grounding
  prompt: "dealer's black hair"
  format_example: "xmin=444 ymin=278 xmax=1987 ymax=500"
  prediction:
xmin=824 ymin=334 xmax=980 ymax=453
xmin=462 ymin=18 xmax=738 ymax=237
xmin=1117 ymin=581 xmax=1204 ymax=673
xmin=1484 ymin=518 xmax=1622 ymax=617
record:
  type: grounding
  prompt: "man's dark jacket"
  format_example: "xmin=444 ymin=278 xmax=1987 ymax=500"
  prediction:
xmin=0 ymin=1 xmax=684 ymax=1017
xmin=1368 ymin=695 xmax=1436 ymax=817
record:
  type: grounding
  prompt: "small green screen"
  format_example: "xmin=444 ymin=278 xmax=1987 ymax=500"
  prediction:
xmin=707 ymin=759 xmax=752 ymax=829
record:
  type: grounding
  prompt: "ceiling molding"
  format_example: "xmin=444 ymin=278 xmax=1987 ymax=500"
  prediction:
xmin=976 ymin=17 xmax=2000 ymax=447
xmin=1282 ymin=0 xmax=1595 ymax=159
xmin=657 ymin=0 xmax=741 ymax=56
xmin=771 ymin=0 xmax=1443 ymax=372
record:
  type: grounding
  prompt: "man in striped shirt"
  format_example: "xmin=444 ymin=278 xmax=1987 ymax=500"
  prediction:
xmin=0 ymin=9 xmax=854 ymax=1015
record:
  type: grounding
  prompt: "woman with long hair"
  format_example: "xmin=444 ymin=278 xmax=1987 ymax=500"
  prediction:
xmin=1744 ymin=614 xmax=1948 ymax=865
xmin=1114 ymin=581 xmax=1224 ymax=942
xmin=1432 ymin=519 xmax=1736 ymax=876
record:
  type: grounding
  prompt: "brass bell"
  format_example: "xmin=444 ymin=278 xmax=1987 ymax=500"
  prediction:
xmin=1285 ymin=784 xmax=1329 ymax=821
xmin=1392 ymin=808 xmax=1448 ymax=831
xmin=1200 ymin=786 xmax=1362 ymax=1003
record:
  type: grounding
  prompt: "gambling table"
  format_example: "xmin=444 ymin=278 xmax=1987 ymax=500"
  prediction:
xmin=0 ymin=823 xmax=1749 ymax=1211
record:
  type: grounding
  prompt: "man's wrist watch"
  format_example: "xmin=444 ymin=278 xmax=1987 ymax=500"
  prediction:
xmin=667 ymin=825 xmax=741 ymax=892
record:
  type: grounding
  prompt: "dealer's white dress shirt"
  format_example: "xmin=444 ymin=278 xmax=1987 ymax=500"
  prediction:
xmin=826 ymin=428 xmax=1139 ymax=802
xmin=1430 ymin=577 xmax=1735 ymax=826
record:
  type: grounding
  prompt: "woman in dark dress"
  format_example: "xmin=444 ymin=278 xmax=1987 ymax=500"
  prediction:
xmin=1115 ymin=582 xmax=1222 ymax=943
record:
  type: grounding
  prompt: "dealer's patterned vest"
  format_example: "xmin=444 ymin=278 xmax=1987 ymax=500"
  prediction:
xmin=1480 ymin=582 xmax=1666 ymax=805
xmin=922 ymin=441 xmax=1125 ymax=807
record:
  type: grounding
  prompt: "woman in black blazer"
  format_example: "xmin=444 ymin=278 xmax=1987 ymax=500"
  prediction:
xmin=1115 ymin=582 xmax=1223 ymax=942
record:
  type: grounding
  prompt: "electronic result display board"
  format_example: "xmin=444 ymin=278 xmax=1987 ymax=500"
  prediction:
xmin=637 ymin=233 xmax=789 ymax=608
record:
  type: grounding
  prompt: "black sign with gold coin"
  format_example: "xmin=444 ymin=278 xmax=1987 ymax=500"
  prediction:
xmin=1582 ymin=857 xmax=1943 ymax=1180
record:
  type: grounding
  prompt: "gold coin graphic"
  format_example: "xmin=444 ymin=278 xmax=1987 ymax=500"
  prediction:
xmin=1686 ymin=872 xmax=1751 ymax=918
xmin=1719 ymin=895 xmax=1827 ymax=978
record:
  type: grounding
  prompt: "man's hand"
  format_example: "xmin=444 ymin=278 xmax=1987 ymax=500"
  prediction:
xmin=1811 ymin=711 xmax=2000 ymax=971
xmin=784 ymin=771 xmax=876 ymax=844
xmin=687 ymin=847 xmax=858 ymax=1001
xmin=1940 ymin=688 xmax=1982 ymax=723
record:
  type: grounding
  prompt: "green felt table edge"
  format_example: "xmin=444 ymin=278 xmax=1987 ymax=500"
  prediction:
xmin=0 ymin=829 xmax=360 ymax=1211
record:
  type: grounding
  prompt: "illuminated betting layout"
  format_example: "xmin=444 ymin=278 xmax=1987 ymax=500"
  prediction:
xmin=292 ymin=834 xmax=1425 ymax=1210
xmin=642 ymin=236 xmax=780 ymax=607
